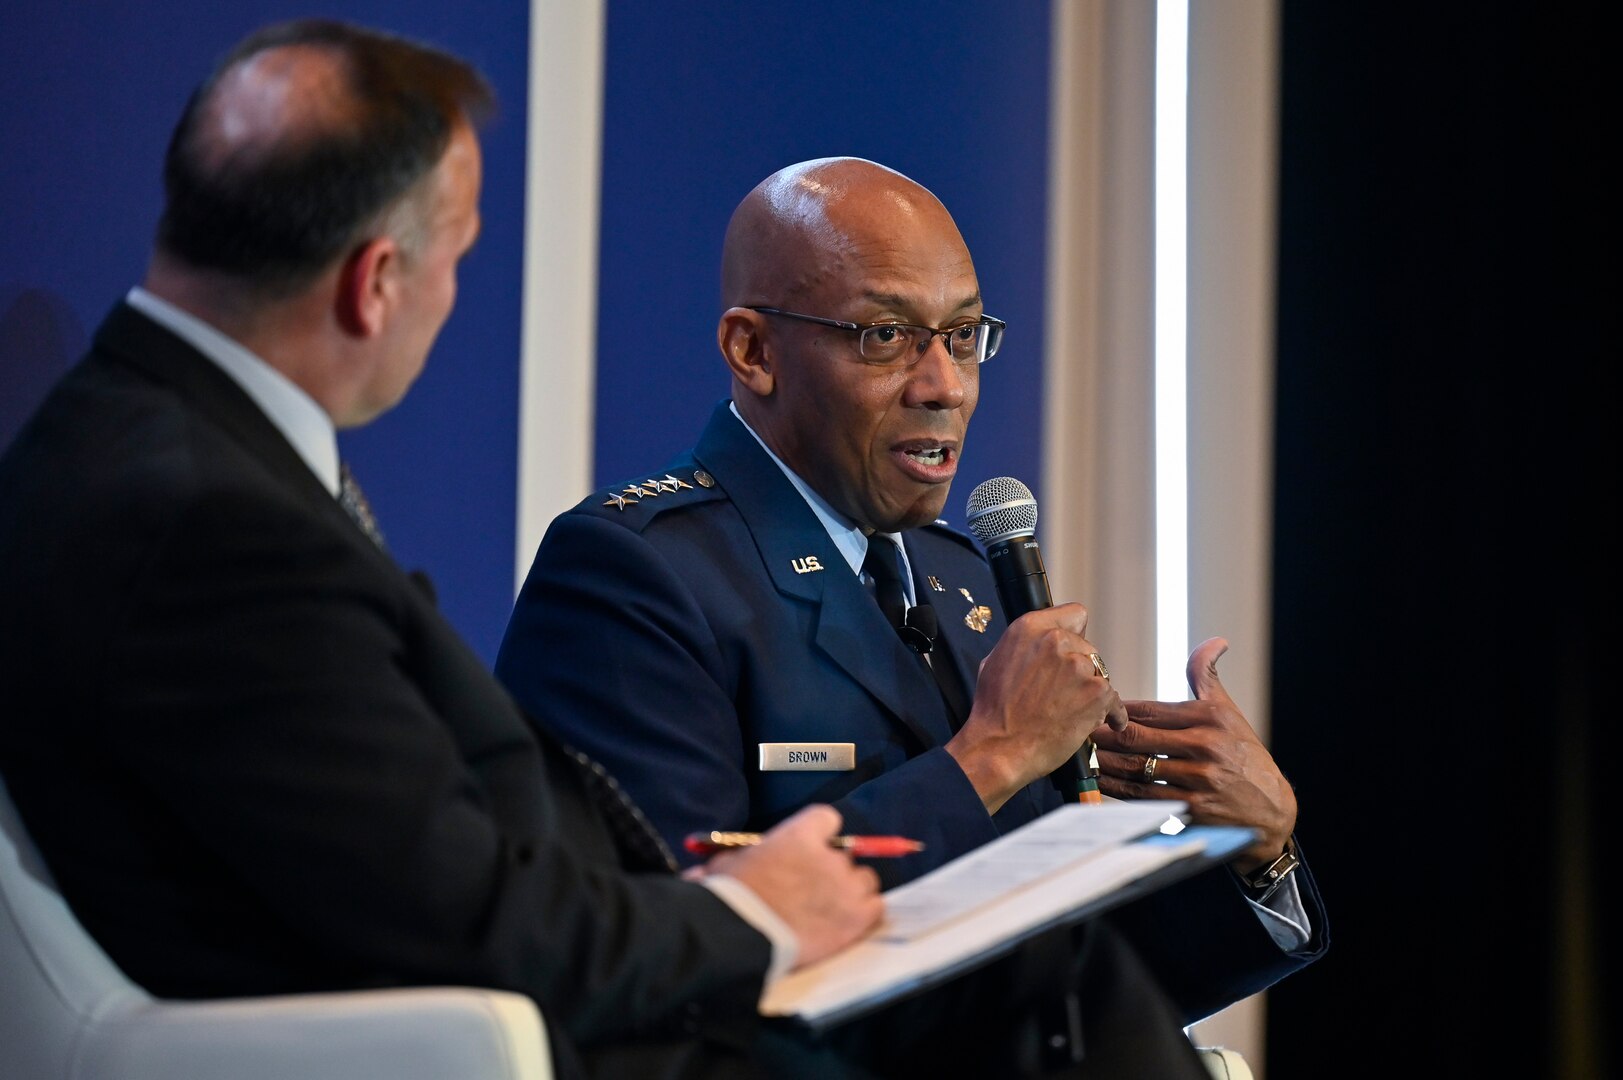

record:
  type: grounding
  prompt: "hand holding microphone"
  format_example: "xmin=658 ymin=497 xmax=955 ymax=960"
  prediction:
xmin=966 ymin=477 xmax=1115 ymax=804
xmin=942 ymin=477 xmax=1124 ymax=813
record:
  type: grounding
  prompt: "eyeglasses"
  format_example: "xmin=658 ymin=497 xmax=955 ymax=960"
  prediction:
xmin=747 ymin=306 xmax=1006 ymax=366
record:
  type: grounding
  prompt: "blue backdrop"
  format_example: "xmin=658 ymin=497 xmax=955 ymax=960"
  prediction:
xmin=2 ymin=1 xmax=1053 ymax=661
xmin=594 ymin=0 xmax=1054 ymax=531
xmin=0 ymin=1 xmax=528 ymax=660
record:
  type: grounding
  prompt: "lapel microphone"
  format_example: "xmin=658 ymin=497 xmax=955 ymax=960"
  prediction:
xmin=899 ymin=602 xmax=938 ymax=654
xmin=965 ymin=477 xmax=1093 ymax=801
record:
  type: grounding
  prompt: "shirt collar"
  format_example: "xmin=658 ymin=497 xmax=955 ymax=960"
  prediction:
xmin=126 ymin=287 xmax=341 ymax=495
xmin=727 ymin=401 xmax=916 ymax=606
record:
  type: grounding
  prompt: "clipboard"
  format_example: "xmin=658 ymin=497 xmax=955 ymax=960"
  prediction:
xmin=760 ymin=800 xmax=1255 ymax=1031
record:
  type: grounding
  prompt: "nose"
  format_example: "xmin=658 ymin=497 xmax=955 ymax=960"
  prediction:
xmin=903 ymin=334 xmax=969 ymax=410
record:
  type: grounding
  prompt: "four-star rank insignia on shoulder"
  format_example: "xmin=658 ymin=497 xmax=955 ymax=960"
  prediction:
xmin=597 ymin=476 xmax=997 ymax=627
xmin=603 ymin=473 xmax=698 ymax=511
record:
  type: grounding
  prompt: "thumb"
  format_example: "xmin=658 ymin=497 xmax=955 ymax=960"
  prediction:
xmin=1186 ymin=636 xmax=1233 ymax=702
xmin=775 ymin=803 xmax=842 ymax=842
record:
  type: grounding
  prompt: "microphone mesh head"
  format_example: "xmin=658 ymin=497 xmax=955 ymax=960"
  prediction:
xmin=965 ymin=477 xmax=1038 ymax=544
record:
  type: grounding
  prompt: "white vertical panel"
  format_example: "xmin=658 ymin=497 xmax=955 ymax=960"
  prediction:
xmin=1185 ymin=0 xmax=1279 ymax=742
xmin=1044 ymin=1 xmax=1158 ymax=700
xmin=1183 ymin=0 xmax=1280 ymax=1072
xmin=1042 ymin=0 xmax=1102 ymax=629
xmin=1154 ymin=0 xmax=1190 ymax=701
xmin=1048 ymin=0 xmax=1281 ymax=1071
xmin=516 ymin=0 xmax=605 ymax=590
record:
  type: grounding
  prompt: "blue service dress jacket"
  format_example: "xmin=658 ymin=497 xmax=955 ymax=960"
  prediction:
xmin=499 ymin=402 xmax=1329 ymax=1024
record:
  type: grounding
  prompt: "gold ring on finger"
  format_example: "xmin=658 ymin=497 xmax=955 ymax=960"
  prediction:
xmin=1087 ymin=652 xmax=1110 ymax=680
xmin=1141 ymin=755 xmax=1159 ymax=782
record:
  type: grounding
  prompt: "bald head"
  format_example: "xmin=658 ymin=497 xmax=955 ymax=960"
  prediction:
xmin=156 ymin=18 xmax=492 ymax=297
xmin=720 ymin=157 xmax=968 ymax=311
xmin=716 ymin=158 xmax=986 ymax=533
xmin=185 ymin=45 xmax=353 ymax=176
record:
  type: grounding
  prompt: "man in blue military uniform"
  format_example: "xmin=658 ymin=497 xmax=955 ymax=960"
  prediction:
xmin=498 ymin=157 xmax=1327 ymax=1026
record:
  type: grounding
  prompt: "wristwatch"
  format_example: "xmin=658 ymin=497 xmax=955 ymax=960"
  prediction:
xmin=1238 ymin=836 xmax=1300 ymax=904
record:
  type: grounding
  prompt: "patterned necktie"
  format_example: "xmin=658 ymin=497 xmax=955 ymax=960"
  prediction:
xmin=338 ymin=463 xmax=387 ymax=550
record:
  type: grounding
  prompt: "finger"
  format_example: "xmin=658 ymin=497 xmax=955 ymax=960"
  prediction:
xmin=1093 ymin=724 xmax=1202 ymax=760
xmin=1104 ymin=690 xmax=1129 ymax=732
xmin=1096 ymin=767 xmax=1181 ymax=802
xmin=775 ymin=802 xmax=842 ymax=841
xmin=1123 ymin=699 xmax=1206 ymax=730
xmin=1095 ymin=747 xmax=1155 ymax=779
xmin=1062 ymin=601 xmax=1090 ymax=635
xmin=1074 ymin=636 xmax=1106 ymax=662
xmin=1035 ymin=601 xmax=1089 ymax=637
xmin=1087 ymin=723 xmax=1138 ymax=752
xmin=1187 ymin=636 xmax=1233 ymax=703
xmin=1109 ymin=751 xmax=1174 ymax=789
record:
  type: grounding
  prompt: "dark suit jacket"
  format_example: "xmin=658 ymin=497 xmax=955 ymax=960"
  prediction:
xmin=0 ymin=306 xmax=774 ymax=1079
xmin=498 ymin=402 xmax=1329 ymax=1024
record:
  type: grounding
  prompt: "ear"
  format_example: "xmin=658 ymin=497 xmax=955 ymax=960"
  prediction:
xmin=335 ymin=236 xmax=401 ymax=338
xmin=717 ymin=306 xmax=774 ymax=397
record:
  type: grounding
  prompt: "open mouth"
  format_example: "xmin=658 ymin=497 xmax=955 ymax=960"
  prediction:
xmin=904 ymin=447 xmax=947 ymax=467
xmin=893 ymin=440 xmax=958 ymax=482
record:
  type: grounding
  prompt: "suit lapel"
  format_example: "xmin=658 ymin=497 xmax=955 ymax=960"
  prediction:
xmin=693 ymin=404 xmax=955 ymax=749
xmin=924 ymin=554 xmax=1005 ymax=685
xmin=902 ymin=535 xmax=1005 ymax=729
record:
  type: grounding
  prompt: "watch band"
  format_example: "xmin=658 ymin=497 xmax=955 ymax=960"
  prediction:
xmin=1238 ymin=835 xmax=1300 ymax=904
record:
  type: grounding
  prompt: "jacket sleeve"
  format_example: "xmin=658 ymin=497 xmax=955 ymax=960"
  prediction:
xmin=1106 ymin=848 xmax=1330 ymax=1024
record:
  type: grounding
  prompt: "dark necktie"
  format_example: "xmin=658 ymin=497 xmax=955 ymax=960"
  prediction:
xmin=862 ymin=536 xmax=971 ymax=730
xmin=338 ymin=463 xmax=387 ymax=550
xmin=861 ymin=535 xmax=909 ymax=631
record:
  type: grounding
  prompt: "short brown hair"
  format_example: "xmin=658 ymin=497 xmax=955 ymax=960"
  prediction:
xmin=155 ymin=19 xmax=494 ymax=296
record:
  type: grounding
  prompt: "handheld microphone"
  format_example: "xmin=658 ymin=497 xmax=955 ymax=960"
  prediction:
xmin=965 ymin=477 xmax=1100 ymax=803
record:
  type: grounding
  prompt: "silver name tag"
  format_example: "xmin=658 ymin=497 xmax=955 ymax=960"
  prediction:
xmin=758 ymin=743 xmax=855 ymax=771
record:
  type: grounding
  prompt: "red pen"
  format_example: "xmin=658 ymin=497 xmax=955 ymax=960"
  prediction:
xmin=684 ymin=831 xmax=924 ymax=858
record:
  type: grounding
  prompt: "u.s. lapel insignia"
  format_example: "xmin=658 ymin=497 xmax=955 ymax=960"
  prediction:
xmin=791 ymin=555 xmax=824 ymax=575
xmin=927 ymin=575 xmax=944 ymax=592
xmin=959 ymin=588 xmax=991 ymax=633
xmin=603 ymin=491 xmax=638 ymax=510
xmin=693 ymin=469 xmax=715 ymax=488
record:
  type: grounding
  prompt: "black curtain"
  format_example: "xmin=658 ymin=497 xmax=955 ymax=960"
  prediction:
xmin=1269 ymin=5 xmax=1611 ymax=1076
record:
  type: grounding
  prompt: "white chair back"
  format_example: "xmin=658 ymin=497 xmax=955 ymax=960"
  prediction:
xmin=0 ymin=773 xmax=150 ymax=1077
xmin=3 ymin=773 xmax=555 ymax=1079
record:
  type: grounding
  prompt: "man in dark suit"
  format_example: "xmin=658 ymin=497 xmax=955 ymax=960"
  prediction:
xmin=0 ymin=20 xmax=1224 ymax=1080
xmin=497 ymin=157 xmax=1328 ymax=1027
xmin=0 ymin=21 xmax=889 ymax=1079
